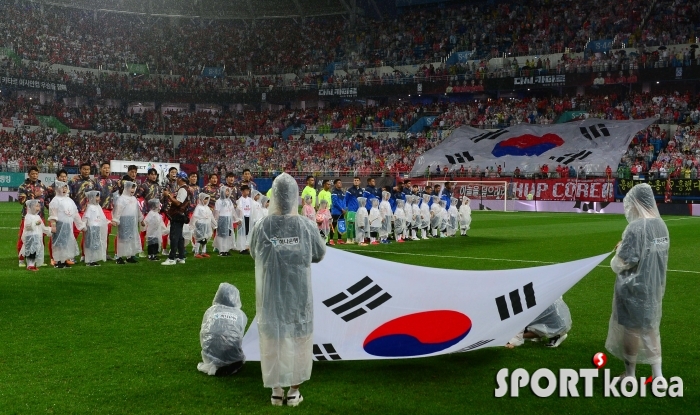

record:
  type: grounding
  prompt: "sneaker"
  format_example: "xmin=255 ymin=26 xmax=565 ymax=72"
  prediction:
xmin=162 ymin=249 xmax=169 ymax=256
xmin=370 ymin=241 xmax=379 ymax=245
xmin=27 ymin=265 xmax=39 ymax=272
xmin=148 ymin=256 xmax=160 ymax=262
xmin=66 ymin=259 xmax=75 ymax=265
xmin=64 ymin=262 xmax=72 ymax=268
xmin=176 ymin=258 xmax=186 ymax=264
xmin=201 ymin=253 xmax=210 ymax=258
xmin=286 ymin=392 xmax=303 ymax=407
xmin=138 ymin=252 xmax=147 ymax=258
xmin=86 ymin=262 xmax=101 ymax=267
xmin=161 ymin=259 xmax=177 ymax=266
xmin=545 ymin=333 xmax=568 ymax=348
xmin=271 ymin=394 xmax=284 ymax=407
xmin=328 ymin=240 xmax=335 ymax=246
xmin=344 ymin=240 xmax=354 ymax=245
xmin=126 ymin=257 xmax=138 ymax=264
xmin=19 ymin=261 xmax=26 ymax=268
xmin=116 ymin=258 xmax=126 ymax=265
xmin=50 ymin=260 xmax=56 ymax=266
xmin=337 ymin=240 xmax=345 ymax=245
xmin=239 ymin=249 xmax=250 ymax=255
xmin=40 ymin=263 xmax=48 ymax=267
xmin=54 ymin=262 xmax=67 ymax=269
xmin=106 ymin=255 xmax=115 ymax=261
xmin=194 ymin=254 xmax=204 ymax=259
xmin=218 ymin=252 xmax=227 ymax=257
xmin=358 ymin=242 xmax=368 ymax=246
xmin=397 ymin=238 xmax=405 ymax=243
xmin=80 ymin=256 xmax=85 ymax=262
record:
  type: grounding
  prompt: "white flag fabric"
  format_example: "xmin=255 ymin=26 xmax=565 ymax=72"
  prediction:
xmin=242 ymin=249 xmax=609 ymax=361
xmin=411 ymin=118 xmax=657 ymax=176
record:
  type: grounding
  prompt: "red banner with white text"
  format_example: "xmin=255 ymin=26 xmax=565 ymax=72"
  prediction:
xmin=412 ymin=178 xmax=615 ymax=202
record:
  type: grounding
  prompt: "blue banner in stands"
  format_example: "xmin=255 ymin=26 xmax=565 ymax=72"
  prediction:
xmin=446 ymin=51 xmax=474 ymax=66
xmin=201 ymin=67 xmax=224 ymax=78
xmin=587 ymin=39 xmax=613 ymax=53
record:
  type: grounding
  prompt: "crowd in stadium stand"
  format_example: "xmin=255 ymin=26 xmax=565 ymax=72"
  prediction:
xmin=1 ymin=91 xmax=699 ymax=177
xmin=2 ymin=0 xmax=698 ymax=97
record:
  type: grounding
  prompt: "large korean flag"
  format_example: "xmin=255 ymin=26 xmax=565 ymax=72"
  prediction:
xmin=242 ymin=249 xmax=609 ymax=361
xmin=410 ymin=118 xmax=657 ymax=176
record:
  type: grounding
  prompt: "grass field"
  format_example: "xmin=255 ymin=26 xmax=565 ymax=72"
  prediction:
xmin=0 ymin=202 xmax=698 ymax=414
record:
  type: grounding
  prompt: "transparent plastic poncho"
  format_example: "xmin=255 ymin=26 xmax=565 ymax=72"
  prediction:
xmin=198 ymin=283 xmax=248 ymax=376
xmin=420 ymin=194 xmax=431 ymax=228
xmin=394 ymin=199 xmax=406 ymax=235
xmin=605 ymin=183 xmax=669 ymax=365
xmin=447 ymin=197 xmax=459 ymax=236
xmin=526 ymin=297 xmax=572 ymax=337
xmin=112 ymin=181 xmax=143 ymax=257
xmin=369 ymin=198 xmax=381 ymax=233
xmin=430 ymin=195 xmax=442 ymax=230
xmin=191 ymin=194 xmax=215 ymax=242
xmin=144 ymin=199 xmax=169 ymax=250
xmin=214 ymin=187 xmax=235 ymax=252
xmin=83 ymin=191 xmax=109 ymax=263
xmin=48 ymin=180 xmax=85 ymax=262
xmin=250 ymin=173 xmax=326 ymax=388
xmin=379 ymin=191 xmax=392 ymax=238
xmin=459 ymin=196 xmax=472 ymax=231
xmin=355 ymin=197 xmax=369 ymax=243
xmin=21 ymin=200 xmax=51 ymax=266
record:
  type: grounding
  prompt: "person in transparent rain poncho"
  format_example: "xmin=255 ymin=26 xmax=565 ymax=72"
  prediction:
xmin=316 ymin=199 xmax=332 ymax=244
xmin=606 ymin=183 xmax=669 ymax=383
xmin=143 ymin=199 xmax=169 ymax=261
xmin=214 ymin=186 xmax=235 ymax=256
xmin=355 ymin=197 xmax=369 ymax=246
xmin=302 ymin=195 xmax=316 ymax=222
xmin=250 ymin=173 xmax=326 ymax=407
xmin=259 ymin=195 xmax=269 ymax=218
xmin=82 ymin=190 xmax=109 ymax=266
xmin=197 ymin=283 xmax=248 ymax=377
xmin=401 ymin=196 xmax=412 ymax=241
xmin=459 ymin=196 xmax=472 ymax=236
xmin=250 ymin=189 xmax=264 ymax=225
xmin=191 ymin=193 xmax=216 ymax=258
xmin=409 ymin=195 xmax=421 ymax=241
xmin=21 ymin=199 xmax=51 ymax=271
xmin=420 ymin=194 xmax=431 ymax=240
xmin=368 ymin=198 xmax=381 ymax=245
xmin=232 ymin=199 xmax=247 ymax=252
xmin=447 ymin=197 xmax=459 ymax=237
xmin=378 ymin=191 xmax=393 ymax=244
xmin=438 ymin=200 xmax=449 ymax=238
xmin=112 ymin=181 xmax=144 ymax=264
xmin=393 ymin=199 xmax=406 ymax=243
xmin=430 ymin=195 xmax=442 ymax=237
xmin=49 ymin=180 xmax=85 ymax=268
xmin=506 ymin=297 xmax=572 ymax=348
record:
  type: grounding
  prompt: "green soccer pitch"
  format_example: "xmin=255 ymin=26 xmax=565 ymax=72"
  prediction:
xmin=0 ymin=202 xmax=697 ymax=414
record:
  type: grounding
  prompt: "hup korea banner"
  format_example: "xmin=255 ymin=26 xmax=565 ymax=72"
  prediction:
xmin=410 ymin=118 xmax=657 ymax=177
xmin=242 ymin=249 xmax=609 ymax=361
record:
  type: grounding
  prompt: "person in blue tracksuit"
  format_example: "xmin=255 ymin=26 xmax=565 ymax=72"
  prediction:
xmin=363 ymin=177 xmax=381 ymax=211
xmin=330 ymin=179 xmax=346 ymax=245
xmin=440 ymin=182 xmax=453 ymax=210
xmin=344 ymin=177 xmax=364 ymax=244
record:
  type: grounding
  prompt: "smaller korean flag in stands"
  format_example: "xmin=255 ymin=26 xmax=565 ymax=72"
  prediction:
xmin=242 ymin=249 xmax=609 ymax=361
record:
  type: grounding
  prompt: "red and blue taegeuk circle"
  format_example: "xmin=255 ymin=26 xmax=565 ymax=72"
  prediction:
xmin=491 ymin=133 xmax=564 ymax=157
xmin=363 ymin=310 xmax=472 ymax=357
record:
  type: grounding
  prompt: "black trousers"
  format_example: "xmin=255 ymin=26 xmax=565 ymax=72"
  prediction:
xmin=244 ymin=216 xmax=250 ymax=235
xmin=148 ymin=243 xmax=159 ymax=256
xmin=168 ymin=221 xmax=186 ymax=260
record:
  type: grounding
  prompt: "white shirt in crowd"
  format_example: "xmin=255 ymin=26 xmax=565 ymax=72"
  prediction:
xmin=239 ymin=196 xmax=252 ymax=217
xmin=176 ymin=187 xmax=188 ymax=203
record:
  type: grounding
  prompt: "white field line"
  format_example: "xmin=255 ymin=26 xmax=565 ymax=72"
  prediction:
xmin=340 ymin=248 xmax=700 ymax=275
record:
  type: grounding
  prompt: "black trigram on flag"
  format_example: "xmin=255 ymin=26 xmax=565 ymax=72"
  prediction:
xmin=445 ymin=151 xmax=474 ymax=165
xmin=470 ymin=129 xmax=509 ymax=143
xmin=548 ymin=150 xmax=593 ymax=165
xmin=579 ymin=124 xmax=610 ymax=140
xmin=495 ymin=282 xmax=536 ymax=321
xmin=453 ymin=339 xmax=494 ymax=353
xmin=313 ymin=344 xmax=342 ymax=361
xmin=322 ymin=276 xmax=392 ymax=322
